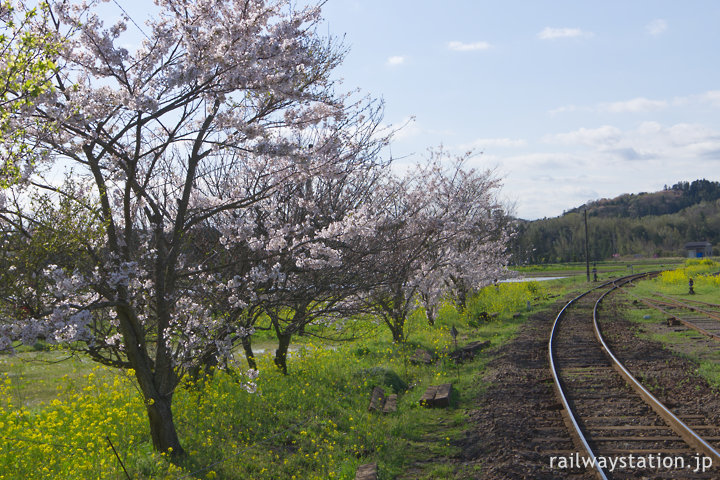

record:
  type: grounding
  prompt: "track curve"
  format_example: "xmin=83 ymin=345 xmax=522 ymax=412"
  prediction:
xmin=549 ymin=275 xmax=720 ymax=479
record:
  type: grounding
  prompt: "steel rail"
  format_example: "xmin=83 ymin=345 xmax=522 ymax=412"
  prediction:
xmin=548 ymin=278 xmax=617 ymax=480
xmin=663 ymin=296 xmax=720 ymax=309
xmin=593 ymin=279 xmax=720 ymax=466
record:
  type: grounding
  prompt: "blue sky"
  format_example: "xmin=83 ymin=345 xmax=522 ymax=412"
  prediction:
xmin=318 ymin=1 xmax=720 ymax=219
xmin=97 ymin=0 xmax=720 ymax=219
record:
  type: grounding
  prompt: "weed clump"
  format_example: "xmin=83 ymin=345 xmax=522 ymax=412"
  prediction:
xmin=468 ymin=311 xmax=492 ymax=328
xmin=360 ymin=366 xmax=408 ymax=393
xmin=354 ymin=345 xmax=371 ymax=357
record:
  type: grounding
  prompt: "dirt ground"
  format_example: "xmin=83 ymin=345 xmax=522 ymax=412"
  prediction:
xmin=453 ymin=303 xmax=591 ymax=479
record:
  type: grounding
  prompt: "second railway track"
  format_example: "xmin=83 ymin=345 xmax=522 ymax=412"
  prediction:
xmin=549 ymin=275 xmax=720 ymax=479
xmin=637 ymin=292 xmax=720 ymax=343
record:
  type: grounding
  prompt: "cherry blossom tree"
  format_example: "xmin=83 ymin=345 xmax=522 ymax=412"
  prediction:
xmin=364 ymin=150 xmax=511 ymax=340
xmin=360 ymin=160 xmax=444 ymax=342
xmin=235 ymin=121 xmax=387 ymax=373
xmin=0 ymin=0 xmax=388 ymax=456
xmin=428 ymin=151 xmax=512 ymax=314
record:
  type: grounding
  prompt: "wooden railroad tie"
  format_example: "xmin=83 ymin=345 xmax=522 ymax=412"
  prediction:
xmin=355 ymin=462 xmax=378 ymax=480
xmin=409 ymin=348 xmax=435 ymax=365
xmin=419 ymin=383 xmax=452 ymax=408
xmin=667 ymin=316 xmax=681 ymax=326
xmin=449 ymin=340 xmax=490 ymax=362
xmin=367 ymin=386 xmax=397 ymax=413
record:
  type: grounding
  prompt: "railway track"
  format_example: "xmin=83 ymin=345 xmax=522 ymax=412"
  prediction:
xmin=548 ymin=275 xmax=720 ymax=479
xmin=636 ymin=293 xmax=720 ymax=343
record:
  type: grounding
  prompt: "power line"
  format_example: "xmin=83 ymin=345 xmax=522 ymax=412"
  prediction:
xmin=111 ymin=0 xmax=150 ymax=41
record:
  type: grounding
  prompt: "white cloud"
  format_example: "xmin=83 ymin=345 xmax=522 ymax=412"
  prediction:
xmin=464 ymin=137 xmax=527 ymax=149
xmin=392 ymin=116 xmax=422 ymax=140
xmin=543 ymin=122 xmax=720 ymax=159
xmin=504 ymin=152 xmax=585 ymax=169
xmin=700 ymin=90 xmax=720 ymax=107
xmin=501 ymin=121 xmax=720 ymax=219
xmin=627 ymin=122 xmax=720 ymax=159
xmin=447 ymin=41 xmax=492 ymax=52
xmin=670 ymin=90 xmax=720 ymax=108
xmin=548 ymin=105 xmax=578 ymax=115
xmin=550 ymin=97 xmax=671 ymax=115
xmin=538 ymin=27 xmax=591 ymax=40
xmin=665 ymin=123 xmax=720 ymax=148
xmin=636 ymin=121 xmax=663 ymax=135
xmin=599 ymin=97 xmax=668 ymax=113
xmin=544 ymin=126 xmax=623 ymax=147
xmin=548 ymin=104 xmax=594 ymax=116
xmin=646 ymin=19 xmax=667 ymax=36
xmin=386 ymin=56 xmax=405 ymax=66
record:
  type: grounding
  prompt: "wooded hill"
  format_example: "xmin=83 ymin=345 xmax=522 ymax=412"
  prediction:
xmin=510 ymin=179 xmax=720 ymax=264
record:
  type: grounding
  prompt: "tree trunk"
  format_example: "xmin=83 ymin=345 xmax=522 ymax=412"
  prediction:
xmin=420 ymin=292 xmax=436 ymax=326
xmin=117 ymin=306 xmax=184 ymax=457
xmin=456 ymin=288 xmax=467 ymax=313
xmin=386 ymin=315 xmax=405 ymax=343
xmin=426 ymin=307 xmax=436 ymax=326
xmin=450 ymin=276 xmax=468 ymax=313
xmin=129 ymin=360 xmax=184 ymax=457
xmin=187 ymin=349 xmax=219 ymax=382
xmin=241 ymin=335 xmax=256 ymax=370
xmin=274 ymin=332 xmax=292 ymax=375
xmin=145 ymin=390 xmax=184 ymax=456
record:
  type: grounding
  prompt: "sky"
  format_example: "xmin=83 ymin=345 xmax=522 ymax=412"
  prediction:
xmin=94 ymin=0 xmax=720 ymax=220
xmin=315 ymin=0 xmax=720 ymax=219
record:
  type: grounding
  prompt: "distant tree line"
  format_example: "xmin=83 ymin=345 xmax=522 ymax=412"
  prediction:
xmin=511 ymin=179 xmax=720 ymax=264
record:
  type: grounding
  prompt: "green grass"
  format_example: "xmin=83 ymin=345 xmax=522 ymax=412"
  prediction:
xmin=0 ymin=348 xmax=97 ymax=408
xmin=627 ymin=258 xmax=720 ymax=303
xmin=512 ymin=257 xmax=687 ymax=276
xmin=625 ymin=305 xmax=720 ymax=390
xmin=0 ymin=280 xmax=564 ymax=479
xmin=697 ymin=362 xmax=720 ymax=390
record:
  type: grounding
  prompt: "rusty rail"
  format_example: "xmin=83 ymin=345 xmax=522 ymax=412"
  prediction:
xmin=549 ymin=273 xmax=720 ymax=479
xmin=594 ymin=278 xmax=720 ymax=467
xmin=548 ymin=277 xmax=619 ymax=480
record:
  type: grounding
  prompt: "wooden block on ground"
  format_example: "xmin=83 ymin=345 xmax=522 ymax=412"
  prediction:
xmin=420 ymin=383 xmax=453 ymax=408
xmin=409 ymin=348 xmax=434 ymax=365
xmin=368 ymin=386 xmax=386 ymax=412
xmin=464 ymin=340 xmax=490 ymax=352
xmin=355 ymin=462 xmax=378 ymax=480
xmin=449 ymin=340 xmax=490 ymax=362
xmin=383 ymin=393 xmax=397 ymax=413
xmin=419 ymin=385 xmax=439 ymax=407
xmin=433 ymin=383 xmax=452 ymax=408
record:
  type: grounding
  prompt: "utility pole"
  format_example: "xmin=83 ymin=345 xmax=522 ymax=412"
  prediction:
xmin=584 ymin=209 xmax=590 ymax=282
